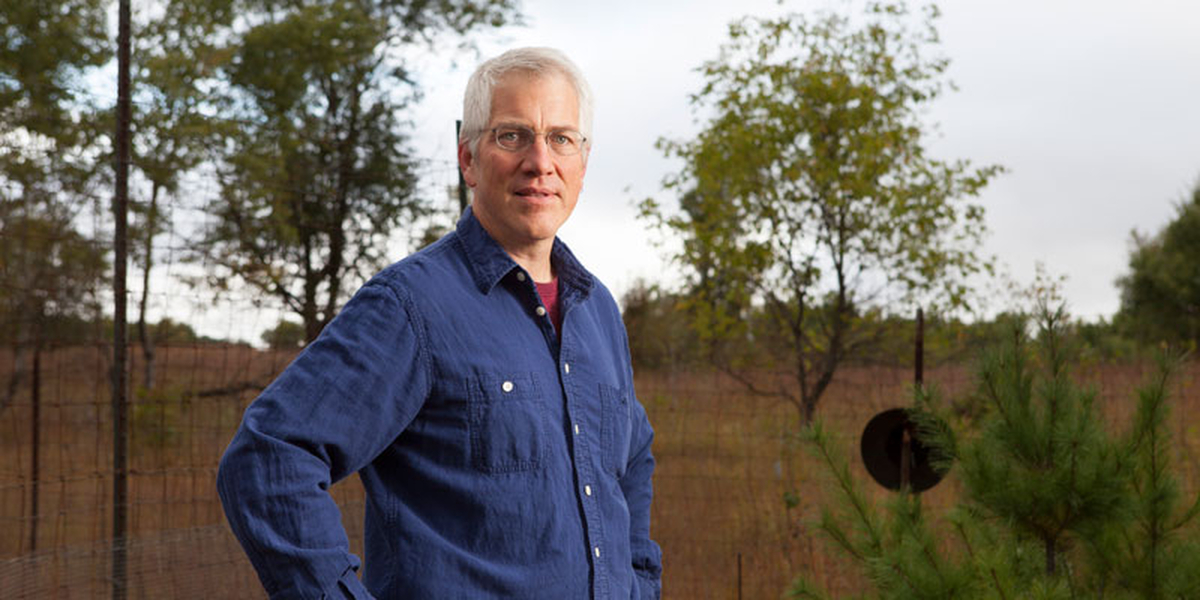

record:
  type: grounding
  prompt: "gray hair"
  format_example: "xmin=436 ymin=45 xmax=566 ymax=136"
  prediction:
xmin=460 ymin=47 xmax=594 ymax=154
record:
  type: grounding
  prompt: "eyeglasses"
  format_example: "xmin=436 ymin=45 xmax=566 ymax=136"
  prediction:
xmin=488 ymin=126 xmax=588 ymax=156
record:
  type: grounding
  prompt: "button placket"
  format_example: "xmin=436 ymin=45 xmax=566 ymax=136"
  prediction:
xmin=560 ymin=348 xmax=605 ymax=584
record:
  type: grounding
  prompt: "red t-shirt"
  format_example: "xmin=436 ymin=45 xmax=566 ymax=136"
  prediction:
xmin=535 ymin=278 xmax=562 ymax=336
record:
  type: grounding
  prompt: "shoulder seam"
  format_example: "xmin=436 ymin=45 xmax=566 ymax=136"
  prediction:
xmin=368 ymin=280 xmax=434 ymax=398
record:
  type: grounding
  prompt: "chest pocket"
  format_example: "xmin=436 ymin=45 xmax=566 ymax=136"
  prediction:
xmin=600 ymin=383 xmax=632 ymax=477
xmin=468 ymin=373 xmax=546 ymax=474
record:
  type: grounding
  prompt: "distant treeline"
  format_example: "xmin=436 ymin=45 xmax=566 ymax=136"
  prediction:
xmin=620 ymin=280 xmax=1180 ymax=372
xmin=0 ymin=315 xmax=228 ymax=348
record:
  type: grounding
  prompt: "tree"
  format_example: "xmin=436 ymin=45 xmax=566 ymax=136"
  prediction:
xmin=0 ymin=211 xmax=107 ymax=411
xmin=789 ymin=307 xmax=1200 ymax=598
xmin=262 ymin=319 xmax=306 ymax=350
xmin=620 ymin=279 xmax=700 ymax=371
xmin=128 ymin=0 xmax=229 ymax=389
xmin=1116 ymin=179 xmax=1200 ymax=348
xmin=1083 ymin=352 xmax=1200 ymax=598
xmin=1 ymin=0 xmax=110 ymax=410
xmin=640 ymin=2 xmax=1001 ymax=425
xmin=195 ymin=0 xmax=520 ymax=343
xmin=952 ymin=307 xmax=1128 ymax=578
xmin=0 ymin=0 xmax=108 ymax=141
xmin=148 ymin=317 xmax=202 ymax=345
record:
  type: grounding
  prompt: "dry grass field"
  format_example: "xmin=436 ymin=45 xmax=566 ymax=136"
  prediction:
xmin=1 ymin=345 xmax=1197 ymax=598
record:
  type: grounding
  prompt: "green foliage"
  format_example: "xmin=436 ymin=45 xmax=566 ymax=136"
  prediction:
xmin=141 ymin=0 xmax=522 ymax=343
xmin=0 ymin=210 xmax=106 ymax=410
xmin=0 ymin=0 xmax=108 ymax=139
xmin=793 ymin=420 xmax=987 ymax=599
xmin=149 ymin=318 xmax=202 ymax=345
xmin=1073 ymin=316 xmax=1146 ymax=362
xmin=838 ymin=310 xmax=1148 ymax=368
xmin=790 ymin=306 xmax=1200 ymax=598
xmin=0 ymin=212 xmax=106 ymax=340
xmin=128 ymin=0 xmax=232 ymax=386
xmin=261 ymin=319 xmax=306 ymax=350
xmin=1 ymin=0 xmax=111 ymax=320
xmin=620 ymin=279 xmax=704 ymax=370
xmin=640 ymin=1 xmax=1001 ymax=425
xmin=1116 ymin=179 xmax=1200 ymax=348
xmin=956 ymin=307 xmax=1127 ymax=576
xmin=1082 ymin=351 xmax=1200 ymax=598
xmin=2 ymin=0 xmax=114 ymax=408
xmin=0 ymin=0 xmax=110 ymax=228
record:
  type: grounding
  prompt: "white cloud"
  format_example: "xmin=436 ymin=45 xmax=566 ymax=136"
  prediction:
xmin=408 ymin=0 xmax=1200 ymax=319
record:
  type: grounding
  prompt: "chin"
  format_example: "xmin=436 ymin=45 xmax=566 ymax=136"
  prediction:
xmin=518 ymin=219 xmax=565 ymax=241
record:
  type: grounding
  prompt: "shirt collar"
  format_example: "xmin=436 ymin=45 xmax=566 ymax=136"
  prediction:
xmin=455 ymin=206 xmax=594 ymax=298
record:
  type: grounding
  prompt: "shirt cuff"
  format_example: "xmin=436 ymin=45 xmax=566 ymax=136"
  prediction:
xmin=326 ymin=562 xmax=374 ymax=600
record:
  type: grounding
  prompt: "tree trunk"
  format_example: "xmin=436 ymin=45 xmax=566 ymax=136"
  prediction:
xmin=137 ymin=182 xmax=160 ymax=390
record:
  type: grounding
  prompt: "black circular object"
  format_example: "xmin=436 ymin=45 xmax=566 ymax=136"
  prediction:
xmin=860 ymin=408 xmax=947 ymax=493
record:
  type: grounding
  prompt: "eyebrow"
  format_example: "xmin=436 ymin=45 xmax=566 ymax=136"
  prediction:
xmin=491 ymin=121 xmax=578 ymax=132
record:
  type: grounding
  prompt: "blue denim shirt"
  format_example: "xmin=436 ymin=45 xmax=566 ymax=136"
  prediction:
xmin=217 ymin=207 xmax=662 ymax=599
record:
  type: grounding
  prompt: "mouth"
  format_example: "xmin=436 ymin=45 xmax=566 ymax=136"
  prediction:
xmin=514 ymin=187 xmax=558 ymax=201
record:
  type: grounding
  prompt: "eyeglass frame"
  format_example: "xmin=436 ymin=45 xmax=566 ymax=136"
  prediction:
xmin=483 ymin=125 xmax=589 ymax=157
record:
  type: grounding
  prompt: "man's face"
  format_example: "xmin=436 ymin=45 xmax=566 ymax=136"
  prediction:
xmin=459 ymin=71 xmax=588 ymax=254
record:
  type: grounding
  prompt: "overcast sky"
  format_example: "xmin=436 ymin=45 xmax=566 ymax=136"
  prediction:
xmin=402 ymin=0 xmax=1200 ymax=321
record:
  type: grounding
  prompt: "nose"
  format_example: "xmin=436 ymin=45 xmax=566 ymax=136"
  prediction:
xmin=520 ymin=134 xmax=555 ymax=175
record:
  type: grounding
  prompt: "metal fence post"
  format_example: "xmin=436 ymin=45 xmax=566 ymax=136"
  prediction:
xmin=111 ymin=0 xmax=132 ymax=597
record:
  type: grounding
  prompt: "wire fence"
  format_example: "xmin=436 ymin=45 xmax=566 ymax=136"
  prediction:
xmin=3 ymin=332 xmax=1196 ymax=598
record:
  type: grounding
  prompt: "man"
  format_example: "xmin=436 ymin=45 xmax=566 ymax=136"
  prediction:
xmin=217 ymin=47 xmax=662 ymax=599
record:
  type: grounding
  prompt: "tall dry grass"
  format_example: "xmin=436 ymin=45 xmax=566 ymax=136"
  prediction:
xmin=1 ymin=345 xmax=1196 ymax=598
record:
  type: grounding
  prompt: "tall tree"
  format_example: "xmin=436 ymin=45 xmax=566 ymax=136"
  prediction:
xmin=195 ymin=0 xmax=520 ymax=342
xmin=1116 ymin=179 xmax=1200 ymax=348
xmin=641 ymin=1 xmax=1001 ymax=425
xmin=128 ymin=0 xmax=230 ymax=388
xmin=1 ymin=0 xmax=110 ymax=409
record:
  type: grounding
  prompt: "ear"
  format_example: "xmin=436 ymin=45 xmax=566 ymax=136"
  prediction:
xmin=458 ymin=140 xmax=478 ymax=189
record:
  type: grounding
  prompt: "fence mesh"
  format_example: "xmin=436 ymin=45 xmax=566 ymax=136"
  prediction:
xmin=3 ymin=337 xmax=1196 ymax=598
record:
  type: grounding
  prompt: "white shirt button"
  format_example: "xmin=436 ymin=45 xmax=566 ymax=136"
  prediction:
xmin=501 ymin=381 xmax=514 ymax=393
xmin=584 ymin=485 xmax=592 ymax=496
xmin=564 ymin=363 xmax=570 ymax=374
xmin=594 ymin=546 xmax=601 ymax=558
xmin=516 ymin=272 xmax=526 ymax=282
xmin=573 ymin=423 xmax=580 ymax=435
xmin=536 ymin=306 xmax=547 ymax=316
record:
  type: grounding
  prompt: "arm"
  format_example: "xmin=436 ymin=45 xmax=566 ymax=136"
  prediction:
xmin=620 ymin=395 xmax=663 ymax=600
xmin=217 ymin=282 xmax=431 ymax=599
